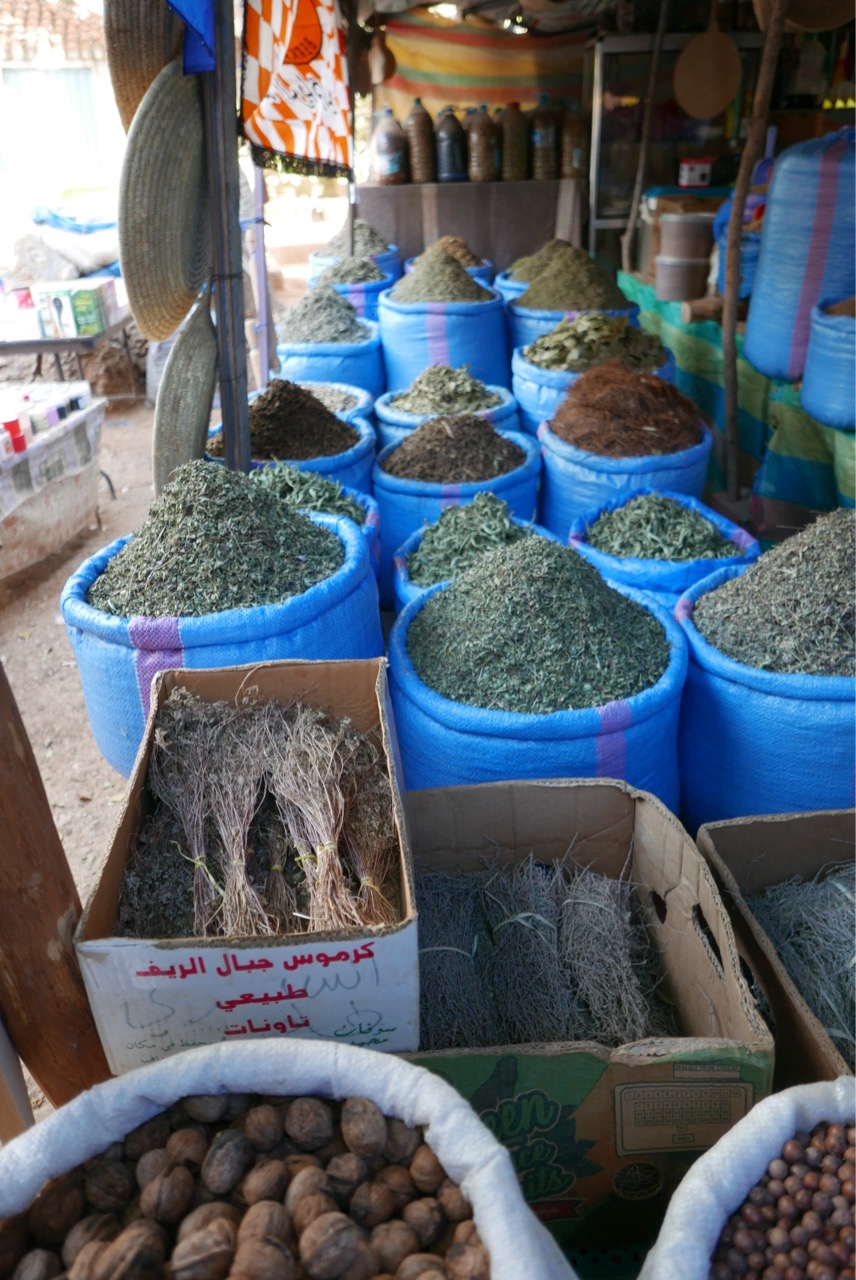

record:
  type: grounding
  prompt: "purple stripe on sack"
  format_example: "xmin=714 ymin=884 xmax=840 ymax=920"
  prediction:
xmin=347 ymin=286 xmax=365 ymax=317
xmin=441 ymin=483 xmax=464 ymax=510
xmin=729 ymin=527 xmax=756 ymax=551
xmin=425 ymin=304 xmax=449 ymax=367
xmin=128 ymin=615 xmax=183 ymax=721
xmin=789 ymin=138 xmax=847 ymax=379
xmin=674 ymin=597 xmax=693 ymax=622
xmin=596 ymin=699 xmax=632 ymax=780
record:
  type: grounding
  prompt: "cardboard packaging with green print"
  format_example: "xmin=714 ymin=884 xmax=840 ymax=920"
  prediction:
xmin=407 ymin=778 xmax=774 ymax=1252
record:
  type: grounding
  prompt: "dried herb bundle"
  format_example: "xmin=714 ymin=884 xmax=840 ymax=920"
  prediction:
xmin=507 ymin=238 xmax=578 ymax=281
xmin=586 ymin=494 xmax=735 ymax=562
xmin=407 ymin=537 xmax=669 ymax=714
xmin=279 ymin=286 xmax=369 ymax=344
xmin=116 ymin=806 xmax=196 ymax=940
xmin=407 ymin=492 xmax=531 ymax=586
xmin=389 ymin=365 xmax=502 ymax=416
xmin=380 ymin=414 xmax=524 ymax=484
xmin=317 ymin=256 xmax=385 ymax=285
xmin=253 ymin=462 xmax=367 ymax=526
xmin=340 ymin=730 xmax=400 ymax=926
xmin=87 ymin=461 xmax=344 ymax=619
xmin=693 ymin=508 xmax=856 ymax=677
xmin=208 ymin=704 xmax=272 ymax=937
xmin=550 ymin=360 xmax=701 ymax=457
xmin=516 ymin=255 xmax=629 ymax=312
xmin=524 ymin=313 xmax=667 ymax=373
xmin=208 ymin=379 xmax=358 ymax=462
xmin=325 ymin=217 xmax=389 ymax=258
xmin=298 ymin=382 xmax=358 ymax=415
xmin=416 ymin=235 xmax=483 ymax=268
xmin=390 ymin=249 xmax=491 ymax=304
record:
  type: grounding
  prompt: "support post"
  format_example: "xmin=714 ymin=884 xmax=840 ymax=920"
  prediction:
xmin=620 ymin=0 xmax=669 ymax=276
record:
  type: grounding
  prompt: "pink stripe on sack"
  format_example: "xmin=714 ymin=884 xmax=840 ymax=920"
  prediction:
xmin=347 ymin=285 xmax=365 ymax=317
xmin=674 ymin=597 xmax=693 ymax=623
xmin=128 ymin=615 xmax=183 ymax=721
xmin=596 ymin=699 xmax=632 ymax=780
xmin=789 ymin=137 xmax=848 ymax=379
xmin=440 ymin=483 xmax=464 ymax=510
xmin=425 ymin=304 xmax=449 ymax=367
xmin=729 ymin=527 xmax=756 ymax=551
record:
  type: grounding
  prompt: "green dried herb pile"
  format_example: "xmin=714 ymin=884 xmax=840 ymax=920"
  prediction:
xmin=390 ymin=249 xmax=491 ymax=304
xmin=693 ymin=508 xmax=856 ymax=677
xmin=208 ymin=379 xmax=358 ymax=462
xmin=279 ymin=286 xmax=369 ymax=344
xmin=524 ymin=313 xmax=667 ymax=373
xmin=380 ymin=415 xmax=524 ymax=484
xmin=516 ymin=254 xmax=629 ymax=312
xmin=389 ymin=365 xmax=502 ymax=416
xmin=253 ymin=462 xmax=367 ymax=526
xmin=298 ymin=382 xmax=358 ymax=414
xmin=325 ymin=217 xmax=389 ymax=258
xmin=87 ymin=461 xmax=344 ymax=618
xmin=317 ymin=256 xmax=385 ymax=285
xmin=407 ymin=537 xmax=669 ymax=713
xmin=550 ymin=360 xmax=701 ymax=457
xmin=507 ymin=238 xmax=578 ymax=281
xmin=408 ymin=493 xmax=532 ymax=586
xmin=586 ymin=494 xmax=735 ymax=562
xmin=417 ymin=235 xmax=483 ymax=268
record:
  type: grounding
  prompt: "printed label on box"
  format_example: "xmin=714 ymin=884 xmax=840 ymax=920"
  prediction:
xmin=614 ymin=1081 xmax=753 ymax=1155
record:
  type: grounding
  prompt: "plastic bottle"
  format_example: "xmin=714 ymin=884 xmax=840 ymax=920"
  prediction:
xmin=468 ymin=105 xmax=500 ymax=182
xmin=561 ymin=102 xmax=588 ymax=179
xmin=405 ymin=98 xmax=436 ymax=184
xmin=370 ymin=107 xmax=408 ymax=185
xmin=501 ymin=101 xmax=528 ymax=181
xmin=530 ymin=94 xmax=558 ymax=181
xmin=436 ymin=108 xmax=467 ymax=183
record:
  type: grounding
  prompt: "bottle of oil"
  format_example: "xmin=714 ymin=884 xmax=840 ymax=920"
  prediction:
xmin=436 ymin=107 xmax=467 ymax=182
xmin=530 ymin=94 xmax=558 ymax=181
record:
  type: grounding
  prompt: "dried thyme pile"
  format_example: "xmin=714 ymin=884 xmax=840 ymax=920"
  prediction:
xmin=416 ymin=235 xmax=483 ymax=269
xmin=389 ymin=365 xmax=502 ymax=416
xmin=298 ymin=382 xmax=358 ymax=415
xmin=407 ymin=493 xmax=532 ymax=586
xmin=693 ymin=508 xmax=856 ymax=677
xmin=524 ymin=313 xmax=667 ymax=373
xmin=380 ymin=415 xmax=524 ymax=484
xmin=87 ymin=461 xmax=344 ymax=618
xmin=517 ymin=254 xmax=628 ymax=312
xmin=325 ymin=217 xmax=389 ymax=258
xmin=586 ymin=494 xmax=735 ymax=562
xmin=390 ymin=249 xmax=491 ymax=304
xmin=407 ymin=537 xmax=669 ymax=713
xmin=317 ymin=256 xmax=385 ymax=285
xmin=252 ymin=462 xmax=367 ymax=526
xmin=279 ymin=286 xmax=369 ymax=344
xmin=208 ymin=379 xmax=358 ymax=461
xmin=507 ymin=238 xmax=580 ymax=281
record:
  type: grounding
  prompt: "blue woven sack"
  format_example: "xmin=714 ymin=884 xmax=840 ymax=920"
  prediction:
xmin=388 ymin=582 xmax=687 ymax=810
xmin=716 ymin=231 xmax=762 ymax=301
xmin=372 ymin=430 xmax=541 ymax=608
xmin=60 ymin=515 xmax=384 ymax=777
xmin=404 ymin=255 xmax=495 ymax=285
xmin=296 ymin=381 xmax=375 ymax=421
xmin=493 ymin=271 xmax=529 ymax=306
xmin=512 ymin=346 xmax=676 ymax=435
xmin=277 ymin=322 xmax=385 ymax=398
xmin=569 ymin=488 xmax=761 ymax=610
xmin=308 ymin=244 xmax=401 ymax=283
xmin=676 ymin=564 xmax=856 ymax=833
xmin=373 ymin=385 xmax=521 ymax=450
xmin=378 ymin=289 xmax=509 ymax=392
xmin=801 ymin=300 xmax=855 ymax=431
xmin=507 ymin=303 xmax=640 ymax=354
xmin=208 ymin=417 xmax=377 ymax=495
xmin=307 ymin=272 xmax=394 ymax=323
xmin=537 ymin=421 xmax=714 ymax=541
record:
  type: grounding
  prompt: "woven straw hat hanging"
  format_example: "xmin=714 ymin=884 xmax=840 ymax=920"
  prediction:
xmin=119 ymin=59 xmax=211 ymax=342
xmin=152 ymin=290 xmax=218 ymax=496
xmin=104 ymin=0 xmax=183 ymax=132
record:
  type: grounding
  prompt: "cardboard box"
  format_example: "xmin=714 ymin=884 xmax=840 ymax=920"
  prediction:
xmin=406 ymin=779 xmax=773 ymax=1251
xmin=697 ymin=810 xmax=854 ymax=1090
xmin=75 ymin=659 xmax=419 ymax=1074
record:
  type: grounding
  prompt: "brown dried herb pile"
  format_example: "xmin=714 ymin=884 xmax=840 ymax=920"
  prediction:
xmin=390 ymin=249 xmax=491 ymax=304
xmin=389 ymin=365 xmax=501 ymax=416
xmin=550 ymin=360 xmax=701 ymax=457
xmin=325 ymin=216 xmax=389 ymax=257
xmin=516 ymin=254 xmax=629 ymax=312
xmin=380 ymin=415 xmax=524 ymax=484
xmin=208 ymin=379 xmax=358 ymax=462
xmin=317 ymin=256 xmax=385 ymax=285
xmin=524 ymin=313 xmax=667 ymax=373
xmin=280 ymin=286 xmax=369 ymax=344
xmin=416 ymin=235 xmax=483 ymax=268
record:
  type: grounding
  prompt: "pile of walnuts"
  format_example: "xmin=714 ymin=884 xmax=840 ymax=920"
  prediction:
xmin=0 ymin=1093 xmax=491 ymax=1280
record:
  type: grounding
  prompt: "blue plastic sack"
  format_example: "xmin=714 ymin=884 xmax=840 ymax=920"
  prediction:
xmin=60 ymin=514 xmax=385 ymax=777
xmin=276 ymin=322 xmax=385 ymax=398
xmin=569 ymin=488 xmax=761 ymax=610
xmin=372 ymin=430 xmax=541 ymax=608
xmin=373 ymin=385 xmax=520 ymax=450
xmin=208 ymin=416 xmax=377 ymax=494
xmin=388 ymin=581 xmax=687 ymax=810
xmin=507 ymin=303 xmax=640 ymax=354
xmin=512 ymin=346 xmax=676 ymax=435
xmin=493 ymin=271 xmax=529 ymax=306
xmin=378 ymin=289 xmax=509 ymax=392
xmin=743 ymin=129 xmax=855 ymax=381
xmin=800 ymin=300 xmax=855 ymax=431
xmin=403 ymin=255 xmax=495 ymax=285
xmin=308 ymin=244 xmax=401 ymax=283
xmin=537 ymin=421 xmax=714 ymax=541
xmin=307 ymin=271 xmax=394 ymax=322
xmin=716 ymin=231 xmax=762 ymax=301
xmin=296 ymin=381 xmax=375 ymax=421
xmin=675 ymin=565 xmax=856 ymax=832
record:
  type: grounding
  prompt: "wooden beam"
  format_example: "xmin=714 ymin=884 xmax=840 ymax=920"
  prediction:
xmin=620 ymin=0 xmax=669 ymax=275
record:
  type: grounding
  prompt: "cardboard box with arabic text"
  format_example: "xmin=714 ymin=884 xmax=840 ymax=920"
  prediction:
xmin=74 ymin=659 xmax=418 ymax=1074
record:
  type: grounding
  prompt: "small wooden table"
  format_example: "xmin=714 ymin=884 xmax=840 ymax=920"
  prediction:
xmin=0 ymin=315 xmax=138 ymax=397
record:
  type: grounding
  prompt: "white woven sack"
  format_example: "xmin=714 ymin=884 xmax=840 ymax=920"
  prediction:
xmin=0 ymin=1040 xmax=577 ymax=1280
xmin=640 ymin=1077 xmax=856 ymax=1280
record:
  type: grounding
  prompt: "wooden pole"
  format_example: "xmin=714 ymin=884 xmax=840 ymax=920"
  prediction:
xmin=722 ymin=0 xmax=787 ymax=501
xmin=620 ymin=0 xmax=669 ymax=275
xmin=346 ymin=0 xmax=359 ymax=258
xmin=0 ymin=665 xmax=110 ymax=1105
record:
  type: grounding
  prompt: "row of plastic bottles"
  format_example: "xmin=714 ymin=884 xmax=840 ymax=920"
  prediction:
xmin=369 ymin=95 xmax=589 ymax=186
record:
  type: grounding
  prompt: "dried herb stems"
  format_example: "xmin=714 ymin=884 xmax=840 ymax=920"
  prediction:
xmin=253 ymin=463 xmax=367 ymax=526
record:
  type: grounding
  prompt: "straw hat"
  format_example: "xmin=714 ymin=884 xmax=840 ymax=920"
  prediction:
xmin=119 ymin=59 xmax=211 ymax=342
xmin=104 ymin=0 xmax=183 ymax=133
xmin=152 ymin=292 xmax=218 ymax=496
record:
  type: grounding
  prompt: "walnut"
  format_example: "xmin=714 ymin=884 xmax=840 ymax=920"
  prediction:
xmin=68 ymin=1240 xmax=109 ymax=1280
xmin=336 ymin=1239 xmax=378 ymax=1280
xmin=401 ymin=1200 xmax=445 ymax=1248
xmin=443 ymin=1243 xmax=489 ymax=1280
xmin=166 ymin=1130 xmax=209 ymax=1173
xmin=169 ymin=1228 xmax=234 ymax=1280
xmin=312 ymin=1134 xmax=347 ymax=1164
xmin=375 ymin=1166 xmax=416 ymax=1214
xmin=178 ymin=1205 xmax=242 ymax=1244
xmin=134 ymin=1150 xmax=171 ymax=1190
xmin=138 ymin=1165 xmax=195 ymax=1225
xmin=325 ymin=1155 xmax=368 ymax=1208
xmin=183 ymin=1096 xmax=229 ymax=1125
xmin=282 ymin=1155 xmax=322 ymax=1181
xmin=124 ymin=1117 xmax=171 ymax=1163
xmin=223 ymin=1094 xmax=252 ymax=1121
xmin=236 ymin=1202 xmax=294 ymax=1247
xmin=450 ymin=1223 xmax=481 ymax=1249
xmin=408 ymin=1149 xmax=445 ymax=1196
xmin=298 ymin=1212 xmax=363 ymax=1280
xmin=383 ymin=1121 xmax=422 ymax=1166
xmin=62 ymin=1215 xmax=122 ymax=1268
xmin=284 ymin=1168 xmax=332 ymax=1216
xmin=339 ymin=1100 xmax=387 ymax=1159
xmin=395 ymin=1254 xmax=447 ymax=1279
xmin=284 ymin=1100 xmax=335 ymax=1153
xmin=201 ymin=1132 xmax=253 ymax=1196
xmin=370 ymin=1221 xmax=419 ymax=1274
xmin=29 ymin=1172 xmax=86 ymax=1247
xmin=242 ymin=1107 xmax=283 ymax=1153
xmin=238 ymin=1160 xmax=288 ymax=1206
xmin=434 ymin=1181 xmax=471 ymax=1224
xmin=11 ymin=1249 xmax=62 ymax=1280
xmin=291 ymin=1194 xmax=338 ymax=1238
xmin=348 ymin=1182 xmax=394 ymax=1230
xmin=229 ymin=1237 xmax=296 ymax=1280
xmin=90 ymin=1219 xmax=169 ymax=1280
xmin=0 ymin=1213 xmax=29 ymax=1278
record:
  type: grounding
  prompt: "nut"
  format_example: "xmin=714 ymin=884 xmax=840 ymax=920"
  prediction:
xmin=169 ymin=1228 xmax=234 ymax=1280
xmin=284 ymin=1100 xmax=335 ymax=1153
xmin=242 ymin=1107 xmax=283 ymax=1153
xmin=444 ymin=1243 xmax=489 ymax=1280
xmin=292 ymin=1193 xmax=338 ymax=1238
xmin=395 ymin=1255 xmax=446 ymax=1279
xmin=376 ymin=1167 xmax=416 ymax=1214
xmin=223 ymin=1094 xmax=253 ymax=1121
xmin=0 ymin=1213 xmax=29 ymax=1278
xmin=326 ymin=1155 xmax=368 ymax=1208
xmin=340 ymin=1099 xmax=388 ymax=1159
xmin=238 ymin=1160 xmax=289 ymax=1206
xmin=124 ymin=1117 xmax=171 ymax=1163
xmin=62 ymin=1216 xmax=122 ymax=1267
xmin=371 ymin=1222 xmax=419 ymax=1273
xmin=230 ymin=1237 xmax=296 ymax=1280
xmin=139 ymin=1165 xmax=195 ymax=1225
xmin=68 ymin=1241 xmax=109 ymax=1280
xmin=336 ymin=1239 xmax=378 ymax=1280
xmin=298 ymin=1212 xmax=363 ymax=1280
xmin=409 ymin=1149 xmax=445 ymax=1196
xmin=237 ymin=1202 xmax=294 ymax=1247
xmin=178 ymin=1205 xmax=243 ymax=1244
xmin=201 ymin=1131 xmax=253 ymax=1196
xmin=11 ymin=1249 xmax=62 ymax=1280
xmin=285 ymin=1169 xmax=332 ymax=1216
xmin=183 ymin=1096 xmax=229 ymax=1125
xmin=29 ymin=1172 xmax=87 ymax=1247
xmin=166 ymin=1130 xmax=209 ymax=1173
xmin=383 ymin=1121 xmax=422 ymax=1166
xmin=435 ymin=1181 xmax=471 ymax=1224
xmin=402 ymin=1200 xmax=445 ymax=1248
xmin=349 ymin=1182 xmax=395 ymax=1230
xmin=135 ymin=1150 xmax=171 ymax=1190
xmin=450 ymin=1223 xmax=481 ymax=1249
xmin=91 ymin=1219 xmax=169 ymax=1280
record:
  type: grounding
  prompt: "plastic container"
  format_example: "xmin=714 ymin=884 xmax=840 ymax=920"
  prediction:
xmin=530 ymin=95 xmax=558 ymax=181
xmin=436 ymin=108 xmax=467 ymax=183
xmin=373 ymin=383 xmax=521 ymax=450
xmin=560 ymin=104 xmax=588 ymax=179
xmin=655 ymin=256 xmax=709 ymax=302
xmin=405 ymin=97 xmax=436 ymax=184
xmin=502 ymin=102 xmax=528 ymax=181
xmin=307 ymin=269 xmax=394 ymax=323
xmin=277 ymin=321 xmax=385 ymax=399
xmin=370 ymin=107 xmax=408 ymax=185
xmin=468 ymin=105 xmax=500 ymax=182
xmin=659 ymin=213 xmax=715 ymax=260
xmin=511 ymin=345 xmax=676 ymax=435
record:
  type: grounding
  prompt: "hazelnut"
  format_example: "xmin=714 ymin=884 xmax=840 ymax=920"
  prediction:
xmin=124 ymin=1117 xmax=171 ymax=1163
xmin=230 ymin=1237 xmax=295 ymax=1280
xmin=91 ymin=1219 xmax=169 ymax=1280
xmin=139 ymin=1165 xmax=195 ymax=1225
xmin=376 ymin=1167 xmax=417 ymax=1214
xmin=384 ymin=1121 xmax=422 ymax=1166
xmin=239 ymin=1160 xmax=289 ymax=1206
xmin=201 ymin=1132 xmax=253 ymax=1196
xmin=444 ymin=1243 xmax=489 ymax=1280
xmin=292 ymin=1194 xmax=339 ymax=1238
xmin=371 ymin=1222 xmax=419 ymax=1273
xmin=30 ymin=1172 xmax=87 ymax=1247
xmin=169 ymin=1228 xmax=234 ymax=1280
xmin=435 ymin=1182 xmax=471 ymax=1224
xmin=284 ymin=1100 xmax=335 ymax=1153
xmin=167 ymin=1130 xmax=209 ymax=1173
xmin=62 ymin=1216 xmax=122 ymax=1268
xmin=242 ymin=1108 xmax=283 ymax=1153
xmin=340 ymin=1100 xmax=387 ymax=1159
xmin=237 ymin=1202 xmax=294 ymax=1247
xmin=409 ymin=1149 xmax=445 ymax=1196
xmin=298 ymin=1212 xmax=363 ymax=1280
xmin=11 ymin=1249 xmax=62 ymax=1280
xmin=349 ymin=1183 xmax=395 ymax=1230
xmin=184 ymin=1096 xmax=229 ymax=1124
xmin=402 ymin=1201 xmax=445 ymax=1249
xmin=285 ymin=1169 xmax=332 ymax=1216
xmin=395 ymin=1255 xmax=446 ymax=1279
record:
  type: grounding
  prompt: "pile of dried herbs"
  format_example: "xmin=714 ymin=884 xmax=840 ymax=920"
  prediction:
xmin=252 ymin=462 xmax=367 ymax=526
xmin=389 ymin=249 xmax=491 ymax=304
xmin=407 ymin=493 xmax=531 ymax=586
xmin=380 ymin=415 xmax=524 ymax=484
xmin=415 ymin=235 xmax=483 ymax=269
xmin=208 ymin=379 xmax=358 ymax=461
xmin=389 ymin=365 xmax=502 ymax=416
xmin=117 ymin=689 xmax=400 ymax=939
xmin=87 ymin=461 xmax=344 ymax=619
xmin=317 ymin=256 xmax=386 ymax=285
xmin=507 ymin=238 xmax=579 ymax=281
xmin=325 ymin=217 xmax=389 ymax=258
xmin=693 ymin=508 xmax=856 ymax=677
xmin=279 ymin=286 xmax=369 ymax=344
xmin=524 ymin=313 xmax=667 ymax=373
xmin=407 ymin=537 xmax=669 ymax=713
xmin=551 ymin=361 xmax=701 ymax=457
xmin=516 ymin=254 xmax=629 ymax=312
xmin=298 ymin=382 xmax=358 ymax=415
xmin=586 ymin=494 xmax=736 ymax=562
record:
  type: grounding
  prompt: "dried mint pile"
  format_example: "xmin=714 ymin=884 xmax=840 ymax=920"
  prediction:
xmin=551 ymin=361 xmax=701 ymax=457
xmin=390 ymin=249 xmax=491 ymax=304
xmin=380 ymin=415 xmax=524 ymax=484
xmin=407 ymin=493 xmax=532 ymax=586
xmin=208 ymin=379 xmax=358 ymax=462
xmin=416 ymin=235 xmax=483 ymax=268
xmin=516 ymin=254 xmax=629 ymax=312
xmin=279 ymin=286 xmax=369 ymax=344
xmin=407 ymin=537 xmax=669 ymax=713
xmin=524 ymin=313 xmax=667 ymax=373
xmin=317 ymin=256 xmax=385 ymax=285
xmin=87 ymin=461 xmax=344 ymax=619
xmin=253 ymin=462 xmax=367 ymax=526
xmin=298 ymin=382 xmax=358 ymax=414
xmin=324 ymin=216 xmax=389 ymax=257
xmin=693 ymin=508 xmax=856 ymax=677
xmin=507 ymin=238 xmax=579 ymax=281
xmin=389 ymin=365 xmax=501 ymax=416
xmin=586 ymin=494 xmax=736 ymax=562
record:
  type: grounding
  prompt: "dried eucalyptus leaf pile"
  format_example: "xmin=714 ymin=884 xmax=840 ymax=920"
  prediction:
xmin=389 ymin=250 xmax=491 ymax=304
xmin=693 ymin=508 xmax=856 ymax=676
xmin=298 ymin=383 xmax=358 ymax=415
xmin=389 ymin=365 xmax=501 ymax=416
xmin=416 ymin=235 xmax=483 ymax=269
xmin=407 ymin=538 xmax=669 ymax=713
xmin=380 ymin=415 xmax=524 ymax=485
xmin=279 ymin=287 xmax=369 ymax=345
xmin=524 ymin=313 xmax=667 ymax=373
xmin=87 ymin=462 xmax=344 ymax=619
xmin=317 ymin=256 xmax=386 ymax=285
xmin=325 ymin=216 xmax=389 ymax=258
xmin=407 ymin=493 xmax=531 ymax=587
xmin=586 ymin=494 xmax=735 ymax=562
xmin=118 ymin=689 xmax=400 ymax=940
xmin=252 ymin=464 xmax=367 ymax=527
xmin=417 ymin=853 xmax=677 ymax=1051
xmin=208 ymin=379 xmax=358 ymax=462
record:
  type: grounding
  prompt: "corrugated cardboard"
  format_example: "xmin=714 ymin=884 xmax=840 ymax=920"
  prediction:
xmin=406 ymin=779 xmax=773 ymax=1251
xmin=75 ymin=659 xmax=419 ymax=1074
xmin=698 ymin=810 xmax=854 ymax=1089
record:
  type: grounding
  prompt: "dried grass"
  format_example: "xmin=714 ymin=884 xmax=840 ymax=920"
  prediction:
xmin=340 ymin=732 xmax=399 ymax=926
